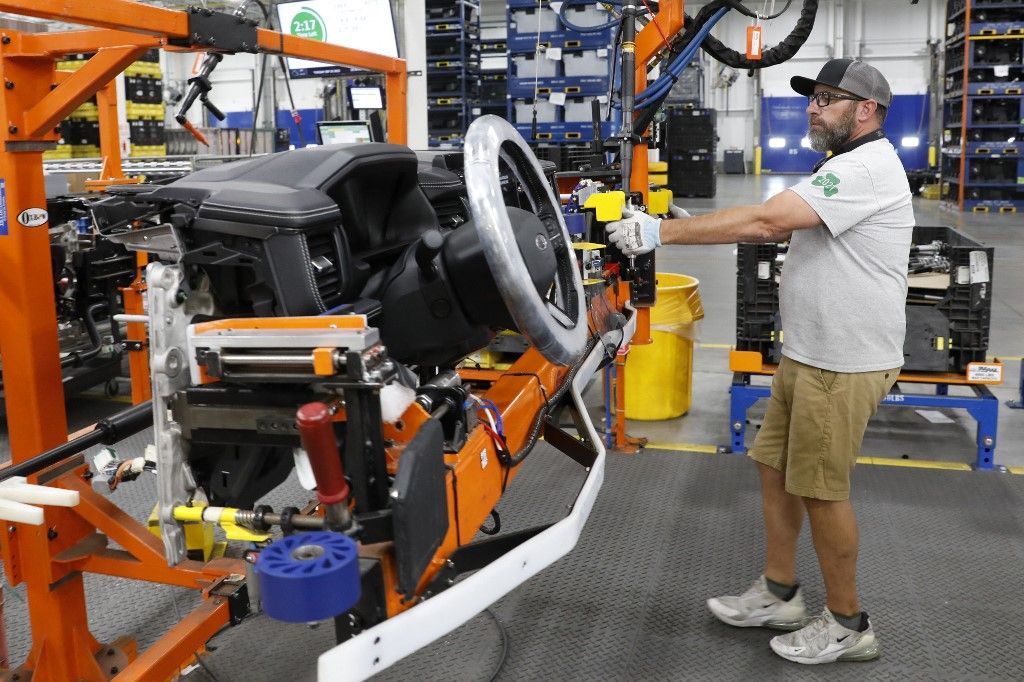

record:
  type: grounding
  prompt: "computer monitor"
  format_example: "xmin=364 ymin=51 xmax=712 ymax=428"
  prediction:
xmin=349 ymin=85 xmax=384 ymax=110
xmin=276 ymin=0 xmax=399 ymax=79
xmin=316 ymin=120 xmax=375 ymax=145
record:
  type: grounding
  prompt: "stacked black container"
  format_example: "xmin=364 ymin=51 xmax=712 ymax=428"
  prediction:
xmin=735 ymin=226 xmax=994 ymax=373
xmin=426 ymin=0 xmax=480 ymax=147
xmin=475 ymin=23 xmax=508 ymax=120
xmin=665 ymin=106 xmax=717 ymax=197
xmin=124 ymin=48 xmax=165 ymax=157
xmin=941 ymin=0 xmax=1023 ymax=213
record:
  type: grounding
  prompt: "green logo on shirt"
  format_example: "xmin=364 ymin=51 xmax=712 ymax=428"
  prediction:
xmin=811 ymin=172 xmax=840 ymax=197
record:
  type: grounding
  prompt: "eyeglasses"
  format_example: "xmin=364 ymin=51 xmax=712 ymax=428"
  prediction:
xmin=808 ymin=91 xmax=865 ymax=108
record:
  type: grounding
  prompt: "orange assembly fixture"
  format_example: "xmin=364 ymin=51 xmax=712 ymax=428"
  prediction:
xmin=608 ymin=2 xmax=685 ymax=448
xmin=0 ymin=2 xmax=407 ymax=679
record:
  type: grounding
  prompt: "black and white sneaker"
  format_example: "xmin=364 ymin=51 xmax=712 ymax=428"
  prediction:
xmin=707 ymin=575 xmax=810 ymax=631
xmin=769 ymin=608 xmax=880 ymax=664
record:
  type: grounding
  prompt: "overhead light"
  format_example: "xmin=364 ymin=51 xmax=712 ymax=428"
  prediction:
xmin=901 ymin=136 xmax=920 ymax=148
xmin=768 ymin=137 xmax=786 ymax=149
xmin=800 ymin=137 xmax=811 ymax=148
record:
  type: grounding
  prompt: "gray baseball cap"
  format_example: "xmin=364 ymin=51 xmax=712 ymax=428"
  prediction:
xmin=791 ymin=58 xmax=893 ymax=108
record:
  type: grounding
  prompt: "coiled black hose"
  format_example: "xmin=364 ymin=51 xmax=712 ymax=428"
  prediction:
xmin=632 ymin=0 xmax=819 ymax=137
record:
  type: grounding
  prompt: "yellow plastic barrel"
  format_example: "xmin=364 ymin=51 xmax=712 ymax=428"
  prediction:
xmin=625 ymin=273 xmax=704 ymax=420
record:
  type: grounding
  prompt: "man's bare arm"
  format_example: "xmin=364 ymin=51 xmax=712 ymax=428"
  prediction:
xmin=659 ymin=189 xmax=823 ymax=245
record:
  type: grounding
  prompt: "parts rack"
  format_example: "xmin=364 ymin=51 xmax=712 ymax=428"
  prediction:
xmin=941 ymin=0 xmax=1024 ymax=212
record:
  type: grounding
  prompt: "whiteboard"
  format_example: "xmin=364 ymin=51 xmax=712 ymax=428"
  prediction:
xmin=276 ymin=0 xmax=399 ymax=78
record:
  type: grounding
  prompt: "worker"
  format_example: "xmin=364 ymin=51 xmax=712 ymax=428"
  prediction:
xmin=606 ymin=59 xmax=913 ymax=665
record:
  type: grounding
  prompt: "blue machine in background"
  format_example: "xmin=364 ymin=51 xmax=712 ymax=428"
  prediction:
xmin=760 ymin=94 xmax=930 ymax=173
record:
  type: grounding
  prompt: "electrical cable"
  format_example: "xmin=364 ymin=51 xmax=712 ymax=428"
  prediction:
xmin=257 ymin=0 xmax=305 ymax=147
xmin=484 ymin=608 xmax=510 ymax=682
xmin=558 ymin=0 xmax=621 ymax=33
xmin=170 ymin=589 xmax=222 ymax=682
xmin=640 ymin=0 xmax=671 ymax=53
xmin=722 ymin=0 xmax=793 ymax=20
xmin=629 ymin=0 xmax=817 ymax=136
xmin=497 ymin=337 xmax=597 ymax=469
xmin=531 ymin=0 xmax=543 ymax=140
xmin=696 ymin=0 xmax=817 ymax=70
xmin=250 ymin=52 xmax=270 ymax=156
xmin=634 ymin=9 xmax=728 ymax=106
xmin=479 ymin=509 xmax=502 ymax=536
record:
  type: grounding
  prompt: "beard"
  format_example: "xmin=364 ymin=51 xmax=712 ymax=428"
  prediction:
xmin=808 ymin=105 xmax=856 ymax=153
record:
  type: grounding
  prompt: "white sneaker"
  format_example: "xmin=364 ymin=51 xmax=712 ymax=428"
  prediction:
xmin=769 ymin=608 xmax=880 ymax=664
xmin=707 ymin=575 xmax=810 ymax=630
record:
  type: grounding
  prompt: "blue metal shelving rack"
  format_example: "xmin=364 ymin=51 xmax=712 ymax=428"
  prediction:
xmin=942 ymin=0 xmax=1024 ymax=212
xmin=426 ymin=0 xmax=480 ymax=147
xmin=474 ymin=21 xmax=508 ymax=121
xmin=506 ymin=0 xmax=618 ymax=160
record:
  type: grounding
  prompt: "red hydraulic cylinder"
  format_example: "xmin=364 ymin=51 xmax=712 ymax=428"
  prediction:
xmin=296 ymin=402 xmax=352 ymax=530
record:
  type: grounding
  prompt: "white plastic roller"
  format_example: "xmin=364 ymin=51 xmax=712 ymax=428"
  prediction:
xmin=0 ymin=476 xmax=79 ymax=525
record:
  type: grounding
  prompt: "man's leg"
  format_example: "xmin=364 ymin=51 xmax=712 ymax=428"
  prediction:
xmin=707 ymin=360 xmax=808 ymax=629
xmin=758 ymin=461 xmax=804 ymax=587
xmin=767 ymin=365 xmax=897 ymax=663
xmin=803 ymin=497 xmax=859 ymax=615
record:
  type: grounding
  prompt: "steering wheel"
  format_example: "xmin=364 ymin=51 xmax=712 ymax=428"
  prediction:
xmin=463 ymin=116 xmax=587 ymax=366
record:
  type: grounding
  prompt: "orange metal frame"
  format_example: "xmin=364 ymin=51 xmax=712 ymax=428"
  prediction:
xmin=729 ymin=349 xmax=1000 ymax=386
xmin=611 ymin=3 xmax=686 ymax=451
xmin=0 ymin=2 xmax=407 ymax=679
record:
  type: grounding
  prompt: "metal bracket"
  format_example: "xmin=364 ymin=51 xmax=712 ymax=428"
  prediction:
xmin=5 ymin=141 xmax=57 ymax=152
xmin=407 ymin=70 xmax=423 ymax=77
xmin=542 ymin=415 xmax=597 ymax=469
xmin=423 ymin=525 xmax=551 ymax=598
xmin=171 ymin=6 xmax=260 ymax=53
xmin=209 ymin=574 xmax=250 ymax=625
xmin=105 ymin=223 xmax=184 ymax=261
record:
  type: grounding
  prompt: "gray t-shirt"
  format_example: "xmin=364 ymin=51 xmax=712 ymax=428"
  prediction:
xmin=782 ymin=137 xmax=914 ymax=373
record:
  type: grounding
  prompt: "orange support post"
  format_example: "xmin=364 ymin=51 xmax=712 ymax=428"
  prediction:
xmin=122 ymin=256 xmax=152 ymax=403
xmin=96 ymin=78 xmax=123 ymax=175
xmin=0 ymin=32 xmax=68 ymax=459
xmin=608 ymin=4 xmax=685 ymax=450
xmin=631 ymin=1 xmax=685 ymax=197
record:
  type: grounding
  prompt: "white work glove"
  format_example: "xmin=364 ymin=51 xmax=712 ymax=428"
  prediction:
xmin=605 ymin=207 xmax=662 ymax=257
xmin=668 ymin=203 xmax=691 ymax=219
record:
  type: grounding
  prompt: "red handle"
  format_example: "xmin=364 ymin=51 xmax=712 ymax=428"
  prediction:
xmin=296 ymin=402 xmax=349 ymax=505
xmin=182 ymin=120 xmax=209 ymax=147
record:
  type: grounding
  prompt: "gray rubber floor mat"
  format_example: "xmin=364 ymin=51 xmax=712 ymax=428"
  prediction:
xmin=4 ymin=439 xmax=1023 ymax=680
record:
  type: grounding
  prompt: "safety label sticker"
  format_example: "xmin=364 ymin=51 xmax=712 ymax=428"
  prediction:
xmin=966 ymin=362 xmax=1002 ymax=384
xmin=0 ymin=179 xmax=6 ymax=236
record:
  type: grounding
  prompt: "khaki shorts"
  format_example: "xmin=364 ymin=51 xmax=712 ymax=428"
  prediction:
xmin=748 ymin=356 xmax=899 ymax=501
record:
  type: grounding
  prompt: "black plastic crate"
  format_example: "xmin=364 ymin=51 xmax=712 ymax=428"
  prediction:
xmin=665 ymin=106 xmax=717 ymax=152
xmin=668 ymin=150 xmax=716 ymax=197
xmin=529 ymin=144 xmax=596 ymax=172
xmin=669 ymin=173 xmax=716 ymax=198
xmin=735 ymin=226 xmax=994 ymax=372
xmin=67 ymin=120 xmax=100 ymax=145
xmin=125 ymin=76 xmax=162 ymax=104
xmin=735 ymin=243 xmax=784 ymax=363
xmin=129 ymin=119 xmax=165 ymax=146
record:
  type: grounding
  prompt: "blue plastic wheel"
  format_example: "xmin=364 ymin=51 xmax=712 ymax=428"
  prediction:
xmin=255 ymin=531 xmax=361 ymax=622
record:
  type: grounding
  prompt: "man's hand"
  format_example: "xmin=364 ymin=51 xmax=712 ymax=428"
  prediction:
xmin=605 ymin=207 xmax=662 ymax=256
xmin=668 ymin=204 xmax=691 ymax=219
